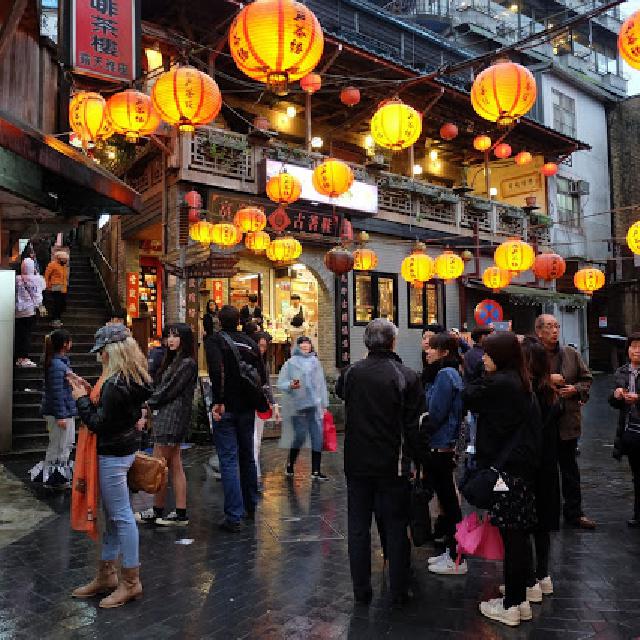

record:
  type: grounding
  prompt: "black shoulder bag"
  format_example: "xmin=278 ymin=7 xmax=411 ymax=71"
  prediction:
xmin=219 ymin=332 xmax=269 ymax=412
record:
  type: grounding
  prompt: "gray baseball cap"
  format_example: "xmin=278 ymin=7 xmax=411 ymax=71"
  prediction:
xmin=90 ymin=323 xmax=130 ymax=353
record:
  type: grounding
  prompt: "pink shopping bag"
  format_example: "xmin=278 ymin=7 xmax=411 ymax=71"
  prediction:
xmin=455 ymin=512 xmax=504 ymax=560
xmin=322 ymin=411 xmax=337 ymax=452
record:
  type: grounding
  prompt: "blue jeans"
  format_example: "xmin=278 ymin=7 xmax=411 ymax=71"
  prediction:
xmin=292 ymin=407 xmax=322 ymax=452
xmin=213 ymin=410 xmax=257 ymax=523
xmin=99 ymin=454 xmax=139 ymax=568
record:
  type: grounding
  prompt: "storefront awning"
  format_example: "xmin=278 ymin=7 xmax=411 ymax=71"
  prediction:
xmin=467 ymin=281 xmax=587 ymax=308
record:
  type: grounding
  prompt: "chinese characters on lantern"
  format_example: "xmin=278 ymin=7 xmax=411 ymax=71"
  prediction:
xmin=126 ymin=272 xmax=139 ymax=318
xmin=335 ymin=274 xmax=351 ymax=368
xmin=70 ymin=0 xmax=137 ymax=82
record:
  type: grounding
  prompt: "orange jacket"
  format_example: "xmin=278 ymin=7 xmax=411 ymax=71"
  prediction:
xmin=44 ymin=261 xmax=69 ymax=293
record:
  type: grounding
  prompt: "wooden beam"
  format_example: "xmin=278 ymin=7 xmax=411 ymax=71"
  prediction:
xmin=0 ymin=0 xmax=28 ymax=60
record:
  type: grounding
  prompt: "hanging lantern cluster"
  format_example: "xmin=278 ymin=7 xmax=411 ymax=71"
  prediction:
xmin=483 ymin=266 xmax=511 ymax=291
xmin=533 ymin=253 xmax=566 ymax=281
xmin=574 ymin=267 xmax=605 ymax=296
xmin=312 ymin=159 xmax=354 ymax=198
xmin=471 ymin=59 xmax=537 ymax=126
xmin=619 ymin=10 xmax=640 ymax=70
xmin=107 ymin=90 xmax=160 ymax=143
xmin=434 ymin=250 xmax=465 ymax=283
xmin=494 ymin=238 xmax=535 ymax=274
xmin=69 ymin=92 xmax=113 ymax=148
xmin=371 ymin=98 xmax=422 ymax=151
xmin=228 ymin=0 xmax=324 ymax=95
xmin=401 ymin=242 xmax=434 ymax=287
xmin=627 ymin=221 xmax=640 ymax=254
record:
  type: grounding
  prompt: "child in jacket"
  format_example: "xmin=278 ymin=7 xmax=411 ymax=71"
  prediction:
xmin=44 ymin=251 xmax=69 ymax=327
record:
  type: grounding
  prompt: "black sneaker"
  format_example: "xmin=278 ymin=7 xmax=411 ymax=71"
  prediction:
xmin=311 ymin=472 xmax=330 ymax=481
xmin=219 ymin=518 xmax=242 ymax=533
xmin=156 ymin=511 xmax=189 ymax=526
xmin=135 ymin=508 xmax=160 ymax=524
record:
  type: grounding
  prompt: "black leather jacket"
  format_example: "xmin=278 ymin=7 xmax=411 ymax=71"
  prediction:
xmin=77 ymin=374 xmax=152 ymax=456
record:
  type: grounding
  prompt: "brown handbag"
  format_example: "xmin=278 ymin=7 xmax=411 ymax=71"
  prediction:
xmin=127 ymin=452 xmax=168 ymax=494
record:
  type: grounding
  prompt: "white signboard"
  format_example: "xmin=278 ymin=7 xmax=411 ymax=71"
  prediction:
xmin=265 ymin=160 xmax=378 ymax=215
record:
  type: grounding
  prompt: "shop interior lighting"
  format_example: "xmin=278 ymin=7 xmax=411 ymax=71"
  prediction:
xmin=413 ymin=164 xmax=423 ymax=175
xmin=429 ymin=149 xmax=439 ymax=162
xmin=311 ymin=136 xmax=323 ymax=148
xmin=489 ymin=187 xmax=498 ymax=196
xmin=286 ymin=105 xmax=297 ymax=118
xmin=145 ymin=46 xmax=163 ymax=72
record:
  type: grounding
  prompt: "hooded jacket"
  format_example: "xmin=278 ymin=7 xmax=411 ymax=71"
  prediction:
xmin=425 ymin=362 xmax=464 ymax=448
xmin=41 ymin=354 xmax=77 ymax=419
xmin=15 ymin=258 xmax=43 ymax=318
xmin=277 ymin=345 xmax=328 ymax=414
xmin=76 ymin=373 xmax=152 ymax=456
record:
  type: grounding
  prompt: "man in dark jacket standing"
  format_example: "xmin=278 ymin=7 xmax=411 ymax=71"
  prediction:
xmin=205 ymin=305 xmax=267 ymax=532
xmin=535 ymin=314 xmax=595 ymax=529
xmin=336 ymin=318 xmax=424 ymax=607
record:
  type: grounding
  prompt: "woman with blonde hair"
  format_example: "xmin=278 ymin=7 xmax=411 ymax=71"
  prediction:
xmin=68 ymin=324 xmax=152 ymax=609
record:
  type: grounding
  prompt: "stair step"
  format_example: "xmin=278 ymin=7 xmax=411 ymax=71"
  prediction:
xmin=14 ymin=364 xmax=101 ymax=379
xmin=13 ymin=377 xmax=99 ymax=392
xmin=10 ymin=432 xmax=51 ymax=452
xmin=12 ymin=404 xmax=42 ymax=419
xmin=12 ymin=417 xmax=46 ymax=435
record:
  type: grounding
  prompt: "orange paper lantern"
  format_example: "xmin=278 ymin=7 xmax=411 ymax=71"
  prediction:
xmin=574 ymin=268 xmax=605 ymax=296
xmin=533 ymin=253 xmax=566 ymax=281
xmin=353 ymin=248 xmax=378 ymax=271
xmin=69 ymin=92 xmax=112 ymax=147
xmin=228 ymin=0 xmax=324 ymax=93
xmin=473 ymin=135 xmax=492 ymax=152
xmin=210 ymin=223 xmax=242 ymax=247
xmin=494 ymin=143 xmax=512 ymax=159
xmin=340 ymin=86 xmax=360 ymax=107
xmin=189 ymin=221 xmax=214 ymax=245
xmin=541 ymin=162 xmax=558 ymax=177
xmin=626 ymin=221 xmax=640 ymax=255
xmin=312 ymin=159 xmax=354 ymax=198
xmin=233 ymin=207 xmax=267 ymax=233
xmin=266 ymin=172 xmax=302 ymax=205
xmin=107 ymin=90 xmax=160 ymax=143
xmin=619 ymin=10 xmax=640 ymax=70
xmin=300 ymin=73 xmax=321 ymax=94
xmin=439 ymin=122 xmax=458 ymax=141
xmin=371 ymin=99 xmax=422 ymax=151
xmin=471 ymin=59 xmax=537 ymax=126
xmin=266 ymin=236 xmax=302 ymax=262
xmin=514 ymin=151 xmax=532 ymax=166
xmin=434 ymin=250 xmax=465 ymax=282
xmin=494 ymin=238 xmax=535 ymax=273
xmin=483 ymin=266 xmax=511 ymax=291
xmin=152 ymin=66 xmax=221 ymax=132
xmin=401 ymin=243 xmax=434 ymax=285
xmin=245 ymin=231 xmax=271 ymax=253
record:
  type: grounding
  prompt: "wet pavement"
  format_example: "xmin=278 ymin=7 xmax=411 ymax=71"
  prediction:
xmin=1 ymin=374 xmax=640 ymax=639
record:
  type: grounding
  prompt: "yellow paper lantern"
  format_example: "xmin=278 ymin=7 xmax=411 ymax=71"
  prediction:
xmin=312 ymin=159 xmax=354 ymax=198
xmin=401 ymin=243 xmax=434 ymax=285
xmin=266 ymin=172 xmax=302 ymax=205
xmin=619 ymin=10 xmax=640 ymax=70
xmin=233 ymin=207 xmax=267 ymax=233
xmin=353 ymin=248 xmax=378 ymax=271
xmin=107 ymin=90 xmax=160 ymax=143
xmin=473 ymin=135 xmax=492 ymax=152
xmin=152 ymin=66 xmax=222 ymax=132
xmin=371 ymin=99 xmax=422 ymax=151
xmin=574 ymin=268 xmax=605 ymax=296
xmin=69 ymin=92 xmax=113 ymax=147
xmin=210 ymin=223 xmax=242 ymax=247
xmin=189 ymin=221 xmax=214 ymax=245
xmin=245 ymin=231 xmax=271 ymax=253
xmin=627 ymin=221 xmax=640 ymax=254
xmin=471 ymin=59 xmax=537 ymax=126
xmin=228 ymin=0 xmax=324 ymax=93
xmin=482 ymin=266 xmax=511 ymax=291
xmin=266 ymin=236 xmax=302 ymax=262
xmin=494 ymin=238 xmax=535 ymax=273
xmin=434 ymin=250 xmax=465 ymax=282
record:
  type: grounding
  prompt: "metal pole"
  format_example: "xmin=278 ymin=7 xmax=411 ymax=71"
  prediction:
xmin=305 ymin=92 xmax=312 ymax=152
xmin=409 ymin=145 xmax=415 ymax=178
xmin=484 ymin=151 xmax=490 ymax=198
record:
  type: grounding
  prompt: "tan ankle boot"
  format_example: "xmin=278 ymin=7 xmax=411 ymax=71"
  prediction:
xmin=99 ymin=566 xmax=142 ymax=608
xmin=71 ymin=560 xmax=118 ymax=598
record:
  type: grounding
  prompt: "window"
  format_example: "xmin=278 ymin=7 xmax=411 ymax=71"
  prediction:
xmin=408 ymin=283 xmax=440 ymax=328
xmin=552 ymin=89 xmax=576 ymax=138
xmin=353 ymin=272 xmax=398 ymax=326
xmin=40 ymin=0 xmax=58 ymax=42
xmin=556 ymin=177 xmax=581 ymax=227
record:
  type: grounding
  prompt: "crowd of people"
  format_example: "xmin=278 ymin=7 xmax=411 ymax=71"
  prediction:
xmin=19 ymin=269 xmax=640 ymax=622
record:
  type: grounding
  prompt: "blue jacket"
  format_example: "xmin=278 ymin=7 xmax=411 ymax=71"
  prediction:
xmin=41 ymin=355 xmax=77 ymax=419
xmin=426 ymin=366 xmax=463 ymax=448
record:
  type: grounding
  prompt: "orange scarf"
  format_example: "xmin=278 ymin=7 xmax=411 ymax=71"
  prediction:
xmin=71 ymin=426 xmax=99 ymax=540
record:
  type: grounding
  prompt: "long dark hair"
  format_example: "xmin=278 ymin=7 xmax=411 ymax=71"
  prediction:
xmin=522 ymin=337 xmax=556 ymax=405
xmin=482 ymin=331 xmax=531 ymax=393
xmin=205 ymin=300 xmax=218 ymax=316
xmin=157 ymin=323 xmax=195 ymax=378
xmin=44 ymin=329 xmax=71 ymax=378
xmin=428 ymin=332 xmax=462 ymax=369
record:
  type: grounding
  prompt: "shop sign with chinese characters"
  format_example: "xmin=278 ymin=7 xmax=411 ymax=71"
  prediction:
xmin=500 ymin=172 xmax=542 ymax=198
xmin=126 ymin=271 xmax=139 ymax=318
xmin=212 ymin=280 xmax=225 ymax=307
xmin=335 ymin=274 xmax=351 ymax=368
xmin=67 ymin=0 xmax=140 ymax=82
xmin=139 ymin=240 xmax=162 ymax=255
xmin=186 ymin=278 xmax=199 ymax=336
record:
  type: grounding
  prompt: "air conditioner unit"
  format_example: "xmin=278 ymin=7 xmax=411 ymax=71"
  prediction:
xmin=569 ymin=180 xmax=589 ymax=195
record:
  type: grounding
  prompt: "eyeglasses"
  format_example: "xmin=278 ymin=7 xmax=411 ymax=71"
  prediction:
xmin=542 ymin=323 xmax=560 ymax=330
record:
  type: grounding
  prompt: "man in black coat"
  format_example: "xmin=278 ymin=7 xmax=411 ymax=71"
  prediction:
xmin=336 ymin=318 xmax=425 ymax=607
xmin=205 ymin=305 xmax=266 ymax=532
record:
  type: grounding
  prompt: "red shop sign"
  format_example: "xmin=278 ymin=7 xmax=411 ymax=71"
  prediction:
xmin=69 ymin=0 xmax=140 ymax=82
xmin=126 ymin=271 xmax=139 ymax=318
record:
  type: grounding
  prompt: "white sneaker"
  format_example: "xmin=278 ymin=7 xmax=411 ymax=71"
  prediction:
xmin=23 ymin=358 xmax=37 ymax=368
xmin=519 ymin=600 xmax=532 ymax=621
xmin=135 ymin=508 xmax=157 ymax=524
xmin=427 ymin=550 xmax=449 ymax=565
xmin=479 ymin=598 xmax=521 ymax=627
xmin=539 ymin=576 xmax=554 ymax=595
xmin=428 ymin=555 xmax=468 ymax=575
xmin=499 ymin=582 xmax=543 ymax=603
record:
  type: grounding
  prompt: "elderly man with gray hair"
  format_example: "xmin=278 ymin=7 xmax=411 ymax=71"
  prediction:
xmin=336 ymin=318 xmax=425 ymax=608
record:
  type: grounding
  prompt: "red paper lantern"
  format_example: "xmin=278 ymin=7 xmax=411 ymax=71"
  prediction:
xmin=494 ymin=143 xmax=512 ymax=159
xmin=533 ymin=253 xmax=566 ymax=281
xmin=234 ymin=207 xmax=267 ymax=233
xmin=300 ymin=73 xmax=321 ymax=94
xmin=439 ymin=123 xmax=458 ymax=141
xmin=324 ymin=246 xmax=354 ymax=275
xmin=541 ymin=162 xmax=558 ymax=177
xmin=188 ymin=208 xmax=201 ymax=224
xmin=340 ymin=86 xmax=360 ymax=107
xmin=514 ymin=151 xmax=532 ymax=166
xmin=185 ymin=191 xmax=202 ymax=208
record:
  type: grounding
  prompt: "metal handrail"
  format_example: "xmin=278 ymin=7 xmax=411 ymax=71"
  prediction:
xmin=93 ymin=241 xmax=114 ymax=272
xmin=90 ymin=242 xmax=115 ymax=312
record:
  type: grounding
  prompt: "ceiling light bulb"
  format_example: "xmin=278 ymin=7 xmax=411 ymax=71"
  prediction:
xmin=489 ymin=187 xmax=498 ymax=197
xmin=364 ymin=134 xmax=374 ymax=148
xmin=429 ymin=149 xmax=439 ymax=162
xmin=413 ymin=164 xmax=423 ymax=176
xmin=311 ymin=136 xmax=323 ymax=148
xmin=286 ymin=106 xmax=297 ymax=118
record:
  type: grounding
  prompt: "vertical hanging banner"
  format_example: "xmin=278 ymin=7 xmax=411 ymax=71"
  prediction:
xmin=186 ymin=278 xmax=200 ymax=339
xmin=211 ymin=280 xmax=225 ymax=307
xmin=126 ymin=272 xmax=139 ymax=319
xmin=335 ymin=274 xmax=351 ymax=369
xmin=67 ymin=0 xmax=140 ymax=82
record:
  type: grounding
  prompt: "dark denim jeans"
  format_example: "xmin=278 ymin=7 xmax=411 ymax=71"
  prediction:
xmin=213 ymin=410 xmax=258 ymax=523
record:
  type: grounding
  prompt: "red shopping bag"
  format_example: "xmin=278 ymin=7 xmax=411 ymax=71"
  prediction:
xmin=455 ymin=512 xmax=504 ymax=560
xmin=71 ymin=426 xmax=99 ymax=541
xmin=322 ymin=411 xmax=337 ymax=452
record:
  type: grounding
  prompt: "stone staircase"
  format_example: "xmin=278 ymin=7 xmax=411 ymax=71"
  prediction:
xmin=11 ymin=248 xmax=110 ymax=455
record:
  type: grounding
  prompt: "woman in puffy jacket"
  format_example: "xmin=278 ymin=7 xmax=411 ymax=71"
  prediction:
xmin=423 ymin=332 xmax=466 ymax=576
xmin=68 ymin=324 xmax=152 ymax=609
xmin=15 ymin=254 xmax=43 ymax=367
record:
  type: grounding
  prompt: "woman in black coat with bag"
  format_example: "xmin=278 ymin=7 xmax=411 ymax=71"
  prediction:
xmin=462 ymin=332 xmax=541 ymax=628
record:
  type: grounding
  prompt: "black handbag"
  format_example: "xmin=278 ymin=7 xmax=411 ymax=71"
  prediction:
xmin=409 ymin=463 xmax=433 ymax=547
